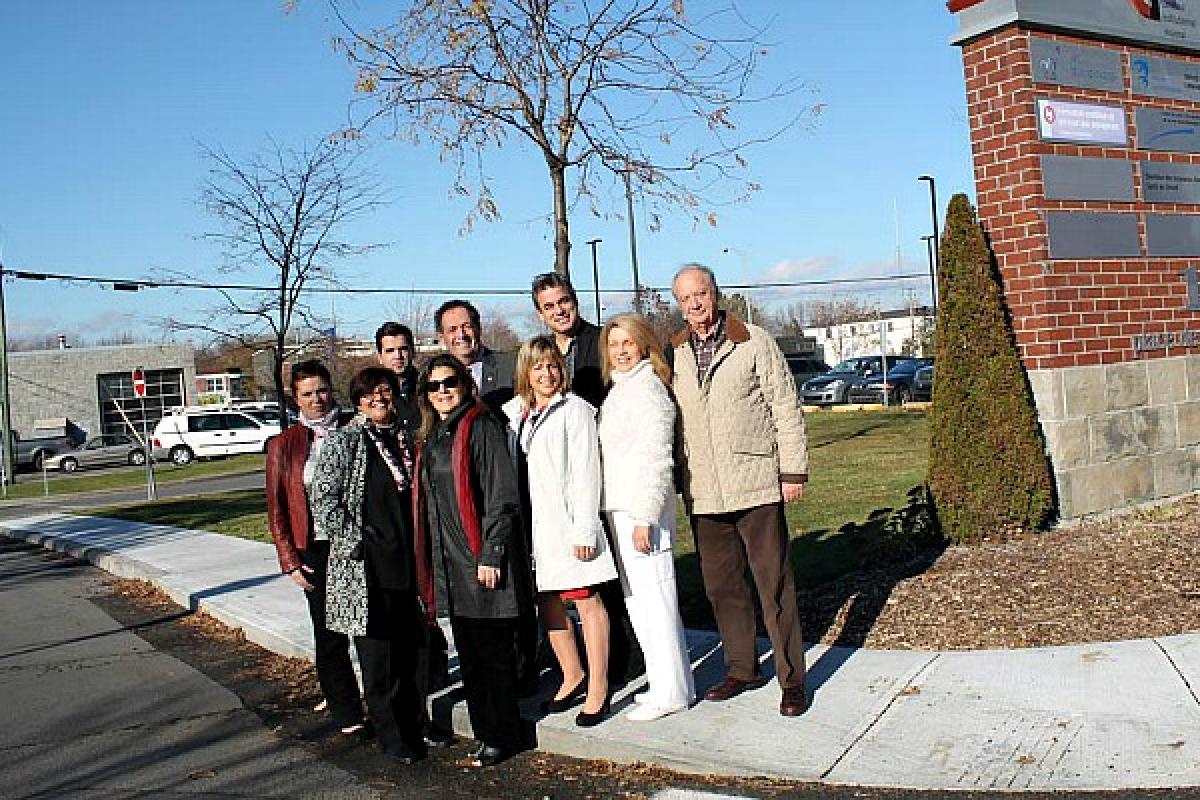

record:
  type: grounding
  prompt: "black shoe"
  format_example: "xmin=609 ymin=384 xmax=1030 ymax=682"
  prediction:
xmin=541 ymin=675 xmax=587 ymax=714
xmin=381 ymin=741 xmax=423 ymax=765
xmin=472 ymin=744 xmax=509 ymax=768
xmin=423 ymin=725 xmax=454 ymax=749
xmin=574 ymin=698 xmax=610 ymax=727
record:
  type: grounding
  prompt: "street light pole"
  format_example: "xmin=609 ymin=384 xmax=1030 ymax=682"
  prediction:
xmin=0 ymin=250 xmax=14 ymax=487
xmin=918 ymin=175 xmax=940 ymax=313
xmin=586 ymin=238 xmax=603 ymax=325
xmin=921 ymin=234 xmax=938 ymax=316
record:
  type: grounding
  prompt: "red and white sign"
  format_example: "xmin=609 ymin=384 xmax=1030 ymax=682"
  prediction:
xmin=1036 ymin=99 xmax=1128 ymax=145
xmin=132 ymin=368 xmax=146 ymax=398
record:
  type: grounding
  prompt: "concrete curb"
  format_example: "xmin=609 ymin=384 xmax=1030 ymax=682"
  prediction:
xmin=5 ymin=513 xmax=1200 ymax=791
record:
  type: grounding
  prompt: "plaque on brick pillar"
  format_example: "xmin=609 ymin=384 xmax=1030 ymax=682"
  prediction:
xmin=1046 ymin=211 xmax=1141 ymax=259
xmin=1145 ymin=214 xmax=1200 ymax=256
xmin=1042 ymin=155 xmax=1135 ymax=201
xmin=1030 ymin=37 xmax=1124 ymax=91
xmin=1141 ymin=162 xmax=1200 ymax=204
xmin=1130 ymin=54 xmax=1200 ymax=103
xmin=1135 ymin=108 xmax=1200 ymax=152
xmin=1037 ymin=99 xmax=1127 ymax=145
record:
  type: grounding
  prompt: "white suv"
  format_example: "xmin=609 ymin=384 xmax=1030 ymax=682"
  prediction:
xmin=151 ymin=408 xmax=281 ymax=465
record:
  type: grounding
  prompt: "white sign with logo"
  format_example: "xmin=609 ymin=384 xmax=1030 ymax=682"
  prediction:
xmin=1037 ymin=99 xmax=1128 ymax=144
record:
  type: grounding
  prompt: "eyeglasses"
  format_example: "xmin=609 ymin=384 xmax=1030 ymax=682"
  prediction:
xmin=426 ymin=375 xmax=462 ymax=393
xmin=365 ymin=386 xmax=393 ymax=398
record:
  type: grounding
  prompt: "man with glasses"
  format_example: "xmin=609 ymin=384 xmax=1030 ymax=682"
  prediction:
xmin=375 ymin=322 xmax=420 ymax=436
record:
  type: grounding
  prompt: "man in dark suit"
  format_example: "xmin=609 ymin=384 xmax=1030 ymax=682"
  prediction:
xmin=434 ymin=299 xmax=516 ymax=417
xmin=374 ymin=321 xmax=420 ymax=436
xmin=530 ymin=273 xmax=637 ymax=686
xmin=530 ymin=273 xmax=606 ymax=408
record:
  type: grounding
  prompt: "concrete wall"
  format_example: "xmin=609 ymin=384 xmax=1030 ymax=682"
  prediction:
xmin=1031 ymin=354 xmax=1200 ymax=517
xmin=9 ymin=343 xmax=196 ymax=441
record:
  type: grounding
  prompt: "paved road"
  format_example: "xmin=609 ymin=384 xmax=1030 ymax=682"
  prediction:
xmin=0 ymin=537 xmax=374 ymax=799
xmin=0 ymin=470 xmax=264 ymax=521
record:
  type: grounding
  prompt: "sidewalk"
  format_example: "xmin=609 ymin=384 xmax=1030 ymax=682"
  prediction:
xmin=4 ymin=513 xmax=1199 ymax=792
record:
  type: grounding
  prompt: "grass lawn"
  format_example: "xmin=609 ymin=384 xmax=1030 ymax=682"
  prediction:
xmin=87 ymin=488 xmax=270 ymax=542
xmin=84 ymin=411 xmax=931 ymax=629
xmin=2 ymin=454 xmax=265 ymax=502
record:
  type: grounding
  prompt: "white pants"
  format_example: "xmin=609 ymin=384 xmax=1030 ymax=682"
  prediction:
xmin=606 ymin=508 xmax=695 ymax=709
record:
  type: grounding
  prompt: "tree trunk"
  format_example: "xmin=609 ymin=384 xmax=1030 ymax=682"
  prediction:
xmin=550 ymin=162 xmax=571 ymax=277
xmin=272 ymin=346 xmax=290 ymax=430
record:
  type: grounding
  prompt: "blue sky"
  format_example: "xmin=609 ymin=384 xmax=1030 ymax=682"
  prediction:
xmin=0 ymin=2 xmax=974 ymax=344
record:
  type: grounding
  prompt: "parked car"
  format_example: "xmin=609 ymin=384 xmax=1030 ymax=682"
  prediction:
xmin=44 ymin=434 xmax=146 ymax=473
xmin=912 ymin=364 xmax=934 ymax=402
xmin=845 ymin=358 xmax=934 ymax=405
xmin=786 ymin=356 xmax=830 ymax=389
xmin=9 ymin=419 xmax=87 ymax=472
xmin=151 ymin=408 xmax=281 ymax=466
xmin=801 ymin=356 xmax=915 ymax=406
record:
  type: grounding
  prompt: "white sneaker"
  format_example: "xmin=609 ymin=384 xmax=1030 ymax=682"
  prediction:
xmin=313 ymin=699 xmax=328 ymax=713
xmin=625 ymin=703 xmax=687 ymax=722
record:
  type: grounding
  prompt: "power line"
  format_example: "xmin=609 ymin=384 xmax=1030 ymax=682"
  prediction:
xmin=6 ymin=267 xmax=930 ymax=296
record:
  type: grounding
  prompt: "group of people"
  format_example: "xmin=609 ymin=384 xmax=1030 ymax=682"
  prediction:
xmin=266 ymin=264 xmax=812 ymax=769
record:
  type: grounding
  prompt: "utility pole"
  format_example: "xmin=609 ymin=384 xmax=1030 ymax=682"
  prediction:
xmin=623 ymin=170 xmax=641 ymax=312
xmin=586 ymin=238 xmax=603 ymax=325
xmin=0 ymin=250 xmax=14 ymax=487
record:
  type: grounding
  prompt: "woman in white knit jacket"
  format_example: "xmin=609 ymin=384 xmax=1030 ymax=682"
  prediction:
xmin=502 ymin=336 xmax=618 ymax=727
xmin=597 ymin=314 xmax=695 ymax=722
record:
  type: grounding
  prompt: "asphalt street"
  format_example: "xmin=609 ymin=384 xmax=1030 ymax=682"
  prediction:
xmin=0 ymin=469 xmax=264 ymax=521
xmin=0 ymin=536 xmax=377 ymax=799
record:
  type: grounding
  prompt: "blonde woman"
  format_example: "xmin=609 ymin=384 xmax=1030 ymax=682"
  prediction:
xmin=598 ymin=314 xmax=695 ymax=721
xmin=502 ymin=336 xmax=618 ymax=727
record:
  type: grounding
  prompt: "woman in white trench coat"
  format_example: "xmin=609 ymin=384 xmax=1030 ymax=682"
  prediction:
xmin=503 ymin=336 xmax=618 ymax=727
xmin=597 ymin=314 xmax=696 ymax=722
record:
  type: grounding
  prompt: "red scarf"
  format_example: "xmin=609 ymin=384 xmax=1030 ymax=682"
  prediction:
xmin=412 ymin=403 xmax=487 ymax=621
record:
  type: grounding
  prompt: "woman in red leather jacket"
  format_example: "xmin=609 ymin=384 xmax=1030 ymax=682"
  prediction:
xmin=266 ymin=359 xmax=364 ymax=735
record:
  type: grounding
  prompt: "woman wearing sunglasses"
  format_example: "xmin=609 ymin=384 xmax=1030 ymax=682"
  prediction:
xmin=412 ymin=354 xmax=532 ymax=768
xmin=501 ymin=336 xmax=617 ymax=727
xmin=310 ymin=367 xmax=428 ymax=764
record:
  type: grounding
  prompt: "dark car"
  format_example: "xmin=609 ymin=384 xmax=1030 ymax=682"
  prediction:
xmin=846 ymin=358 xmax=934 ymax=405
xmin=786 ymin=356 xmax=830 ymax=390
xmin=912 ymin=364 xmax=934 ymax=402
xmin=800 ymin=356 xmax=915 ymax=406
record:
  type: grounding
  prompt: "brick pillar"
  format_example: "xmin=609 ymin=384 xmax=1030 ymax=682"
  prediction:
xmin=951 ymin=1 xmax=1200 ymax=518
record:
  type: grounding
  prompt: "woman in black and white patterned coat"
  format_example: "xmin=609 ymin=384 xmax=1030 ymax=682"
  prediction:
xmin=310 ymin=366 xmax=427 ymax=764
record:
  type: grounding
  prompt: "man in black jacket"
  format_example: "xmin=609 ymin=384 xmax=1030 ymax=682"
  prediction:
xmin=434 ymin=300 xmax=516 ymax=418
xmin=531 ymin=273 xmax=606 ymax=409
xmin=531 ymin=272 xmax=637 ymax=685
xmin=375 ymin=322 xmax=421 ymax=436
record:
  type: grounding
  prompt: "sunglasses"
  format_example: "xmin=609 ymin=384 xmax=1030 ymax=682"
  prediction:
xmin=426 ymin=375 xmax=462 ymax=393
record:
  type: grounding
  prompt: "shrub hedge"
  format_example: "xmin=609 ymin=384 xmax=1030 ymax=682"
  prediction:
xmin=928 ymin=194 xmax=1055 ymax=541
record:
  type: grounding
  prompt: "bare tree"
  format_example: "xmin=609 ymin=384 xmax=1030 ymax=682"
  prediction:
xmin=167 ymin=138 xmax=383 ymax=427
xmin=332 ymin=0 xmax=816 ymax=276
xmin=384 ymin=293 xmax=440 ymax=340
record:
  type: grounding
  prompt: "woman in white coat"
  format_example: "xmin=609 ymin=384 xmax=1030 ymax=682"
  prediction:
xmin=502 ymin=336 xmax=618 ymax=727
xmin=598 ymin=314 xmax=695 ymax=722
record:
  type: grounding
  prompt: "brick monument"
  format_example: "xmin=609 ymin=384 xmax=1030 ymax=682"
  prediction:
xmin=948 ymin=0 xmax=1200 ymax=518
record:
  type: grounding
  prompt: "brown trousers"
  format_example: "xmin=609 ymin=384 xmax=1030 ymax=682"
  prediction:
xmin=692 ymin=502 xmax=807 ymax=690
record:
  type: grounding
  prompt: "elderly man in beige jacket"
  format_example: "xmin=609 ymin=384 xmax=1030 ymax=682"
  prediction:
xmin=670 ymin=264 xmax=810 ymax=717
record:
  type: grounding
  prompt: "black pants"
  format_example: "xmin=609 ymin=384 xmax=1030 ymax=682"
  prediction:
xmin=450 ymin=615 xmax=523 ymax=751
xmin=301 ymin=541 xmax=363 ymax=727
xmin=354 ymin=588 xmax=426 ymax=750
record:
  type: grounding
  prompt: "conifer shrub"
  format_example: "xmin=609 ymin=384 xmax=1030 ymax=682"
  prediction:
xmin=928 ymin=194 xmax=1055 ymax=541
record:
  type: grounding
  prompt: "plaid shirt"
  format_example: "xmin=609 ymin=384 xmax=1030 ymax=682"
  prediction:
xmin=689 ymin=312 xmax=726 ymax=385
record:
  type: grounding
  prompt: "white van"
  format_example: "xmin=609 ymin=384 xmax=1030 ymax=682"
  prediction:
xmin=151 ymin=407 xmax=281 ymax=465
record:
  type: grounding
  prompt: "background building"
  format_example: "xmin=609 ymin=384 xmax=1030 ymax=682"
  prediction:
xmin=803 ymin=308 xmax=935 ymax=363
xmin=10 ymin=343 xmax=197 ymax=442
